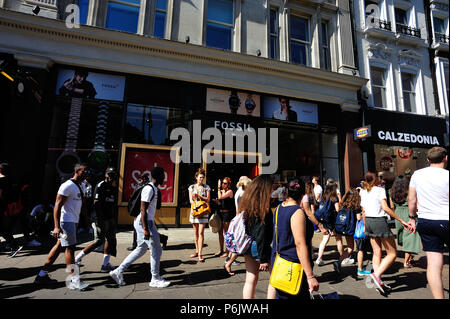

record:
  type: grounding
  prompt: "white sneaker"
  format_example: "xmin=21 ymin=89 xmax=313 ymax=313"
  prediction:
xmin=341 ymin=258 xmax=355 ymax=265
xmin=149 ymin=277 xmax=170 ymax=288
xmin=110 ymin=269 xmax=126 ymax=286
xmin=27 ymin=239 xmax=41 ymax=247
xmin=67 ymin=279 xmax=89 ymax=290
xmin=315 ymin=258 xmax=324 ymax=266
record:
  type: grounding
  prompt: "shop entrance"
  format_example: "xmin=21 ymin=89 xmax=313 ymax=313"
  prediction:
xmin=202 ymin=150 xmax=262 ymax=199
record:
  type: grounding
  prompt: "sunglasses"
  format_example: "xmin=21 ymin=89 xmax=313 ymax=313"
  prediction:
xmin=222 ymin=182 xmax=228 ymax=185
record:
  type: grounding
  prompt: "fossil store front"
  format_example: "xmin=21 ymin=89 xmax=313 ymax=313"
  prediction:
xmin=43 ymin=65 xmax=345 ymax=227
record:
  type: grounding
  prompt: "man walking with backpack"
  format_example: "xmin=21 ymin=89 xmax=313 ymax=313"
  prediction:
xmin=110 ymin=166 xmax=170 ymax=288
xmin=74 ymin=167 xmax=118 ymax=272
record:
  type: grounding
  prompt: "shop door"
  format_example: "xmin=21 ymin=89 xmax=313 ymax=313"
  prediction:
xmin=202 ymin=150 xmax=261 ymax=203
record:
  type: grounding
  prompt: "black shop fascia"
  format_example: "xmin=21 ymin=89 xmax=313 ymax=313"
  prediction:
xmin=356 ymin=108 xmax=447 ymax=173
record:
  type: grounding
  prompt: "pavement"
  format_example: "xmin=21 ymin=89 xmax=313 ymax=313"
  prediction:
xmin=0 ymin=226 xmax=448 ymax=300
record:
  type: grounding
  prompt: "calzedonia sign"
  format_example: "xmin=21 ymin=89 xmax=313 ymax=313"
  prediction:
xmin=377 ymin=130 xmax=440 ymax=145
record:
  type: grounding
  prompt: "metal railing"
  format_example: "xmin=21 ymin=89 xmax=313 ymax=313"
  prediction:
xmin=366 ymin=17 xmax=392 ymax=32
xmin=435 ymin=32 xmax=449 ymax=44
xmin=24 ymin=0 xmax=57 ymax=8
xmin=396 ymin=24 xmax=421 ymax=38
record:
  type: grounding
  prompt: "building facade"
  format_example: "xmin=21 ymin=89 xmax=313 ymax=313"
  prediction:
xmin=2 ymin=0 xmax=366 ymax=226
xmin=346 ymin=0 xmax=448 ymax=187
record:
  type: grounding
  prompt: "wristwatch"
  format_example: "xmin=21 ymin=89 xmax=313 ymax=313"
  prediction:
xmin=88 ymin=100 xmax=111 ymax=176
xmin=408 ymin=215 xmax=417 ymax=219
xmin=56 ymin=97 xmax=83 ymax=182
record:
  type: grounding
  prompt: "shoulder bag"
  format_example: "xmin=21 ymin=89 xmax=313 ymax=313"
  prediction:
xmin=269 ymin=205 xmax=304 ymax=295
xmin=191 ymin=185 xmax=211 ymax=217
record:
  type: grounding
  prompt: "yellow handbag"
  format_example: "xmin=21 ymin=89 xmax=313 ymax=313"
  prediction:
xmin=269 ymin=205 xmax=304 ymax=295
xmin=191 ymin=185 xmax=211 ymax=217
xmin=192 ymin=199 xmax=211 ymax=217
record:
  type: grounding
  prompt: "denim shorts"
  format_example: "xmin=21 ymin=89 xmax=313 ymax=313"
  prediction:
xmin=59 ymin=222 xmax=78 ymax=247
xmin=417 ymin=218 xmax=449 ymax=253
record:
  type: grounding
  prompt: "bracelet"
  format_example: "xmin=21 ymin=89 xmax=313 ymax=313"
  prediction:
xmin=307 ymin=276 xmax=316 ymax=280
xmin=408 ymin=215 xmax=417 ymax=219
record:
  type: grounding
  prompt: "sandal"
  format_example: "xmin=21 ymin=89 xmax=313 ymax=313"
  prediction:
xmin=220 ymin=252 xmax=229 ymax=258
xmin=190 ymin=252 xmax=199 ymax=258
xmin=198 ymin=256 xmax=205 ymax=262
xmin=404 ymin=263 xmax=413 ymax=268
xmin=213 ymin=251 xmax=224 ymax=257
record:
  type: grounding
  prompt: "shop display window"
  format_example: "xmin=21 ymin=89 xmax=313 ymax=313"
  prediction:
xmin=124 ymin=104 xmax=191 ymax=146
xmin=374 ymin=144 xmax=429 ymax=180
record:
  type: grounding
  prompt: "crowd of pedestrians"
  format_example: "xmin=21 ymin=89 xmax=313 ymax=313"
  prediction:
xmin=0 ymin=146 xmax=448 ymax=299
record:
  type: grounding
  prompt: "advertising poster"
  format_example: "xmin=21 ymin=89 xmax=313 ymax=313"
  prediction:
xmin=206 ymin=88 xmax=261 ymax=117
xmin=56 ymin=68 xmax=126 ymax=101
xmin=263 ymin=96 xmax=318 ymax=124
xmin=120 ymin=144 xmax=180 ymax=206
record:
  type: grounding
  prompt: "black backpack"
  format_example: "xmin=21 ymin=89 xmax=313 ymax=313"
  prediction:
xmin=334 ymin=207 xmax=356 ymax=236
xmin=314 ymin=198 xmax=336 ymax=230
xmin=127 ymin=183 xmax=161 ymax=217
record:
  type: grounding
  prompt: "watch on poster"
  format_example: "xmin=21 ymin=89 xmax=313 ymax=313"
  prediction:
xmin=122 ymin=149 xmax=174 ymax=203
xmin=398 ymin=148 xmax=413 ymax=159
xmin=379 ymin=156 xmax=394 ymax=171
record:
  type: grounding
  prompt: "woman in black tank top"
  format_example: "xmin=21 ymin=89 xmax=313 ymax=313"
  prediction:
xmin=212 ymin=177 xmax=235 ymax=258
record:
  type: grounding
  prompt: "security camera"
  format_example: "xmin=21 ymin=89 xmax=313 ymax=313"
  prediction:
xmin=32 ymin=5 xmax=40 ymax=15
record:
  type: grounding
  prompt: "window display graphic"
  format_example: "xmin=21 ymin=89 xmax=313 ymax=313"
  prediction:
xmin=56 ymin=68 xmax=125 ymax=101
xmin=88 ymin=101 xmax=111 ymax=176
xmin=55 ymin=68 xmax=125 ymax=181
xmin=206 ymin=88 xmax=261 ymax=116
xmin=263 ymin=96 xmax=318 ymax=124
xmin=55 ymin=97 xmax=83 ymax=182
xmin=119 ymin=144 xmax=180 ymax=207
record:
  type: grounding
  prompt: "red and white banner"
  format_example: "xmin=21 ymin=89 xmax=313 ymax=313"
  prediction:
xmin=122 ymin=148 xmax=175 ymax=204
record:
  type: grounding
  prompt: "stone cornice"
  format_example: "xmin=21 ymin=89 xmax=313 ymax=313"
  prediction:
xmin=0 ymin=8 xmax=366 ymax=91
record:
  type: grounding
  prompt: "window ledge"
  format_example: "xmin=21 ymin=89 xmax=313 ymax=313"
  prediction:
xmin=363 ymin=27 xmax=396 ymax=40
xmin=395 ymin=33 xmax=426 ymax=46
xmin=431 ymin=42 xmax=449 ymax=53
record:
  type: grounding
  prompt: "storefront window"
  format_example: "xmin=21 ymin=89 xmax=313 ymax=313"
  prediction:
xmin=374 ymin=144 xmax=429 ymax=180
xmin=276 ymin=128 xmax=320 ymax=182
xmin=322 ymin=132 xmax=340 ymax=186
xmin=124 ymin=104 xmax=190 ymax=145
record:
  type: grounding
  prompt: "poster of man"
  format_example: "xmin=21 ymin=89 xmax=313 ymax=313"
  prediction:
xmin=58 ymin=69 xmax=97 ymax=99
xmin=56 ymin=68 xmax=126 ymax=101
xmin=263 ymin=96 xmax=318 ymax=124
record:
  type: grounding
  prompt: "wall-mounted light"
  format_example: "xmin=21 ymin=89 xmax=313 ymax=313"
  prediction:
xmin=256 ymin=49 xmax=261 ymax=57
xmin=185 ymin=36 xmax=190 ymax=44
xmin=32 ymin=5 xmax=40 ymax=15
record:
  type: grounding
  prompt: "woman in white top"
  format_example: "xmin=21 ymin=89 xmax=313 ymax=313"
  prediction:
xmin=360 ymin=171 xmax=409 ymax=294
xmin=235 ymin=176 xmax=252 ymax=214
xmin=188 ymin=168 xmax=211 ymax=262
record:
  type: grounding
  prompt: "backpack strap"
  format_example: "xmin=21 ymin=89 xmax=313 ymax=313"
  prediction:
xmin=70 ymin=179 xmax=84 ymax=201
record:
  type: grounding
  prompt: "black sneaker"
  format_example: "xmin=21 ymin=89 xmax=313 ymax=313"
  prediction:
xmin=160 ymin=234 xmax=168 ymax=250
xmin=7 ymin=245 xmax=24 ymax=258
xmin=34 ymin=274 xmax=57 ymax=285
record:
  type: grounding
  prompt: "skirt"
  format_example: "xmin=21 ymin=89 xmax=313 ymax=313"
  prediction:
xmin=364 ymin=217 xmax=394 ymax=238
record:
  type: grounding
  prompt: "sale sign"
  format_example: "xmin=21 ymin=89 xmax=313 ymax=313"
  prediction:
xmin=121 ymin=145 xmax=179 ymax=205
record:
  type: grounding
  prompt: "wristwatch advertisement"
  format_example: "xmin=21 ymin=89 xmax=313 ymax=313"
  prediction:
xmin=55 ymin=97 xmax=82 ymax=183
xmin=88 ymin=100 xmax=111 ymax=177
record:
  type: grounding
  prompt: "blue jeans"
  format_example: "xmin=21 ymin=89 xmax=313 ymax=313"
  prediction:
xmin=117 ymin=217 xmax=162 ymax=278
